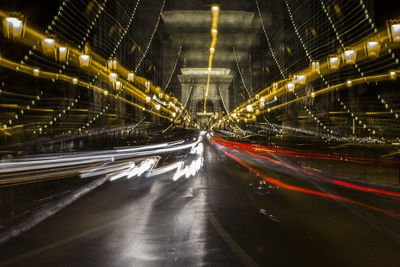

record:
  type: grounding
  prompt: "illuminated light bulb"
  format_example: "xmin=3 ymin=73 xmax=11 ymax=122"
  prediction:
xmin=33 ymin=68 xmax=40 ymax=76
xmin=72 ymin=78 xmax=78 ymax=85
xmin=389 ymin=22 xmax=400 ymax=42
xmin=172 ymin=112 xmax=176 ymax=117
xmin=232 ymin=113 xmax=237 ymax=118
xmin=245 ymin=118 xmax=248 ymax=123
xmin=343 ymin=48 xmax=357 ymax=64
xmin=252 ymin=115 xmax=256 ymax=120
xmin=211 ymin=5 xmax=219 ymax=14
xmin=104 ymin=90 xmax=108 ymax=96
xmin=42 ymin=38 xmax=56 ymax=56
xmin=211 ymin=29 xmax=217 ymax=36
xmin=145 ymin=96 xmax=151 ymax=103
xmin=57 ymin=46 xmax=69 ymax=62
xmin=210 ymin=47 xmax=215 ymax=53
xmin=4 ymin=14 xmax=26 ymax=38
xmin=79 ymin=54 xmax=91 ymax=67
xmin=208 ymin=67 xmax=212 ymax=72
xmin=346 ymin=80 xmax=352 ymax=87
xmin=365 ymin=41 xmax=380 ymax=58
xmin=127 ymin=72 xmax=134 ymax=82
xmin=145 ymin=81 xmax=151 ymax=91
xmin=155 ymin=104 xmax=161 ymax=111
xmin=328 ymin=55 xmax=340 ymax=70
xmin=389 ymin=71 xmax=397 ymax=80
xmin=107 ymin=58 xmax=118 ymax=70
xmin=311 ymin=92 xmax=315 ymax=97
xmin=159 ymin=93 xmax=163 ymax=99
xmin=109 ymin=72 xmax=118 ymax=82
xmin=286 ymin=82 xmax=295 ymax=91
xmin=311 ymin=60 xmax=320 ymax=73
xmin=246 ymin=104 xmax=253 ymax=112
xmin=255 ymin=109 xmax=260 ymax=115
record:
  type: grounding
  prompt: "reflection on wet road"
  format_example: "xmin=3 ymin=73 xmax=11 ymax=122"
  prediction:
xmin=1 ymin=135 xmax=400 ymax=266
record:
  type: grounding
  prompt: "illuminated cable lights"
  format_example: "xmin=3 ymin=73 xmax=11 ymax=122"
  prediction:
xmin=3 ymin=13 xmax=26 ymax=38
xmin=246 ymin=105 xmax=253 ymax=112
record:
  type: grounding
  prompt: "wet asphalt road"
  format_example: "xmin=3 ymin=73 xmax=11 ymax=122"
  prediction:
xmin=0 ymin=140 xmax=400 ymax=266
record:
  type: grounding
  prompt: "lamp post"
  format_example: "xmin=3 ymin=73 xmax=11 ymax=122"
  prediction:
xmin=3 ymin=13 xmax=26 ymax=39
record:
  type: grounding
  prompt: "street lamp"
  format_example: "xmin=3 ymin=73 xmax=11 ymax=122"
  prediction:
xmin=328 ymin=55 xmax=340 ymax=70
xmin=387 ymin=20 xmax=400 ymax=42
xmin=127 ymin=72 xmax=134 ymax=82
xmin=41 ymin=37 xmax=56 ymax=57
xmin=72 ymin=77 xmax=78 ymax=85
xmin=114 ymin=81 xmax=122 ymax=90
xmin=155 ymin=104 xmax=161 ymax=111
xmin=342 ymin=48 xmax=357 ymax=64
xmin=293 ymin=74 xmax=306 ymax=84
xmin=57 ymin=46 xmax=69 ymax=62
xmin=246 ymin=104 xmax=253 ymax=112
xmin=33 ymin=68 xmax=40 ymax=76
xmin=107 ymin=58 xmax=118 ymax=71
xmin=389 ymin=70 xmax=397 ymax=80
xmin=3 ymin=13 xmax=26 ymax=39
xmin=286 ymin=82 xmax=295 ymax=91
xmin=365 ymin=40 xmax=380 ymax=58
xmin=145 ymin=81 xmax=151 ymax=93
xmin=272 ymin=82 xmax=278 ymax=92
xmin=79 ymin=54 xmax=91 ymax=67
xmin=311 ymin=60 xmax=320 ymax=73
xmin=109 ymin=72 xmax=118 ymax=82
xmin=211 ymin=5 xmax=219 ymax=14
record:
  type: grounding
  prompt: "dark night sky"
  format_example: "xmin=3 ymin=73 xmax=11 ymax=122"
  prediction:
xmin=0 ymin=0 xmax=58 ymax=29
xmin=0 ymin=0 xmax=399 ymax=35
